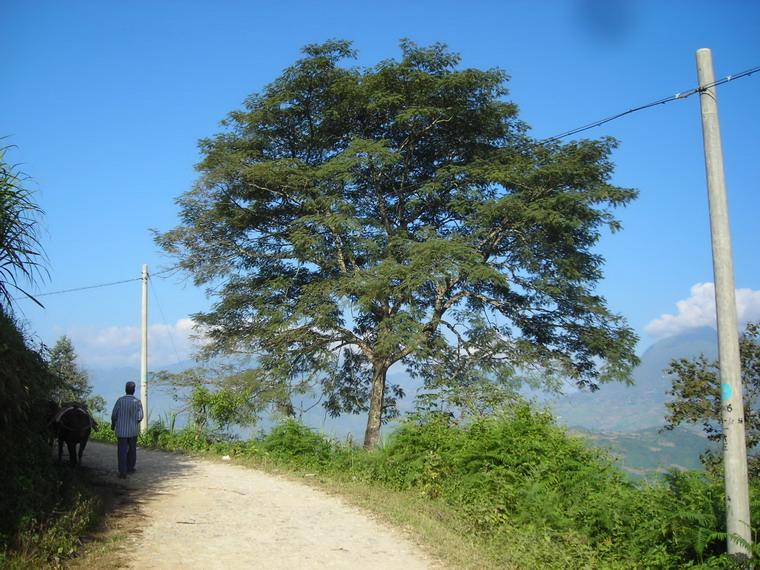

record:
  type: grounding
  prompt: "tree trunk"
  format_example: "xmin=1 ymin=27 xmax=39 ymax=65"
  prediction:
xmin=363 ymin=363 xmax=387 ymax=449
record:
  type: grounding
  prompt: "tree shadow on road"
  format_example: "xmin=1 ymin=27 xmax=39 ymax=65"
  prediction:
xmin=65 ymin=441 xmax=198 ymax=568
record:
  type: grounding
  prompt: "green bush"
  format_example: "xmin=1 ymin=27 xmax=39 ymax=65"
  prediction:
xmin=90 ymin=420 xmax=116 ymax=443
xmin=90 ymin=401 xmax=760 ymax=568
xmin=8 ymin=490 xmax=98 ymax=568
xmin=365 ymin=406 xmax=760 ymax=568
xmin=260 ymin=420 xmax=334 ymax=468
xmin=352 ymin=405 xmax=757 ymax=567
xmin=0 ymin=310 xmax=101 ymax=566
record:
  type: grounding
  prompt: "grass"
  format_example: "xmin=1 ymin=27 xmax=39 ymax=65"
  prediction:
xmin=63 ymin=474 xmax=139 ymax=570
xmin=0 ymin=468 xmax=105 ymax=570
xmin=315 ymin=477 xmax=499 ymax=569
xmin=66 ymin=524 xmax=130 ymax=570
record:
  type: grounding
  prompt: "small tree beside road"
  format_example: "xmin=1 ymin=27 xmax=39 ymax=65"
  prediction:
xmin=48 ymin=335 xmax=104 ymax=414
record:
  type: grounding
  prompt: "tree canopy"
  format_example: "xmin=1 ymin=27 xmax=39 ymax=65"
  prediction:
xmin=157 ymin=40 xmax=639 ymax=447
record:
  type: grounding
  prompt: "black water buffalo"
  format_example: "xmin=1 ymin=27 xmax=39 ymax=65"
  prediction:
xmin=48 ymin=402 xmax=97 ymax=466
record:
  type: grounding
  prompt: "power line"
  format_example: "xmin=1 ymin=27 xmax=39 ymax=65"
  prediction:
xmin=19 ymin=277 xmax=142 ymax=300
xmin=148 ymin=273 xmax=185 ymax=365
xmin=152 ymin=266 xmax=183 ymax=279
xmin=13 ymin=266 xmax=178 ymax=301
xmin=540 ymin=63 xmax=760 ymax=144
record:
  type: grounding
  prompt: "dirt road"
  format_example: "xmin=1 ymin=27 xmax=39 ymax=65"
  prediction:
xmin=81 ymin=442 xmax=437 ymax=569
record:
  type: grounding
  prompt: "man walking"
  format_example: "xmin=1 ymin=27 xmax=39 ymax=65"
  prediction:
xmin=111 ymin=381 xmax=143 ymax=478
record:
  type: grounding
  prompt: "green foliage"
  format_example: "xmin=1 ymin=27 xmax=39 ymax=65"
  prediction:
xmin=47 ymin=335 xmax=104 ymax=414
xmin=91 ymin=419 xmax=117 ymax=444
xmin=0 ymin=146 xmax=47 ymax=308
xmin=1 ymin=489 xmax=98 ymax=569
xmin=0 ymin=311 xmax=100 ymax=566
xmin=156 ymin=39 xmax=639 ymax=447
xmin=144 ymin=420 xmax=218 ymax=452
xmin=0 ymin=147 xmax=99 ymax=566
xmin=359 ymin=406 xmax=644 ymax=545
xmin=118 ymin=401 xmax=760 ymax=568
xmin=0 ymin=310 xmax=56 ymax=534
xmin=260 ymin=420 xmax=334 ymax=467
xmin=363 ymin=409 xmax=759 ymax=567
xmin=152 ymin=365 xmax=293 ymax=432
xmin=665 ymin=322 xmax=760 ymax=475
xmin=189 ymin=385 xmax=256 ymax=430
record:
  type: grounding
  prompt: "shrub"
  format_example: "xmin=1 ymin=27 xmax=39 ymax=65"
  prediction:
xmin=332 ymin=404 xmax=760 ymax=567
xmin=260 ymin=420 xmax=334 ymax=468
xmin=91 ymin=402 xmax=760 ymax=567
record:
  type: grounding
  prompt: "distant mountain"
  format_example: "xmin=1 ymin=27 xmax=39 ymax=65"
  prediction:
xmin=549 ymin=327 xmax=718 ymax=432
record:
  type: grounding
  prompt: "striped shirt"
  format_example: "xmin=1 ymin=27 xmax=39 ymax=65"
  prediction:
xmin=111 ymin=395 xmax=144 ymax=438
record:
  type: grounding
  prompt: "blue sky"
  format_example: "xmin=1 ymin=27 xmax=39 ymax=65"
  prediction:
xmin=3 ymin=0 xmax=760 ymax=371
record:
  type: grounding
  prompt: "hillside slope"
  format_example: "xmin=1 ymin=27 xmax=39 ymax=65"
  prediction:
xmin=550 ymin=327 xmax=717 ymax=431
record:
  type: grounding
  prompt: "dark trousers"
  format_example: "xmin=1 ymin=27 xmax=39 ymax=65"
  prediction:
xmin=117 ymin=436 xmax=137 ymax=475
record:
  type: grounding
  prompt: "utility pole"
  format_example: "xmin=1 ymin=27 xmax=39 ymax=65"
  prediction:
xmin=696 ymin=48 xmax=751 ymax=559
xmin=140 ymin=264 xmax=149 ymax=434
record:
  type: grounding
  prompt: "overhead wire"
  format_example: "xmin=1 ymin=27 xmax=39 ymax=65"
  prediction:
xmin=13 ymin=265 xmax=178 ymax=301
xmin=148 ymin=272 xmax=186 ymax=365
xmin=11 ymin=264 xmax=190 ymax=365
xmin=16 ymin=277 xmax=142 ymax=300
xmin=540 ymin=63 xmax=760 ymax=144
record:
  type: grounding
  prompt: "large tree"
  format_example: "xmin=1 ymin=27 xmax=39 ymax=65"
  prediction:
xmin=157 ymin=40 xmax=639 ymax=447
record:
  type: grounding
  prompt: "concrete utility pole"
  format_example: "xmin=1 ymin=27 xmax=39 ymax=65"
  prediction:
xmin=696 ymin=47 xmax=751 ymax=558
xmin=140 ymin=264 xmax=149 ymax=434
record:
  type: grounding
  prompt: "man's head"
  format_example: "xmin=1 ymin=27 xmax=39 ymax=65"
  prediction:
xmin=125 ymin=381 xmax=136 ymax=395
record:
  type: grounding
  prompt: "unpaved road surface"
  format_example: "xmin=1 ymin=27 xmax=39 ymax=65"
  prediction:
xmin=81 ymin=442 xmax=436 ymax=569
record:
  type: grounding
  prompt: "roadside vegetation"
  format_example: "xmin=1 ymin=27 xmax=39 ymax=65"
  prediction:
xmin=92 ymin=402 xmax=758 ymax=569
xmin=0 ymin=310 xmax=103 ymax=569
xmin=92 ymin=323 xmax=760 ymax=567
xmin=0 ymin=148 xmax=102 ymax=568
